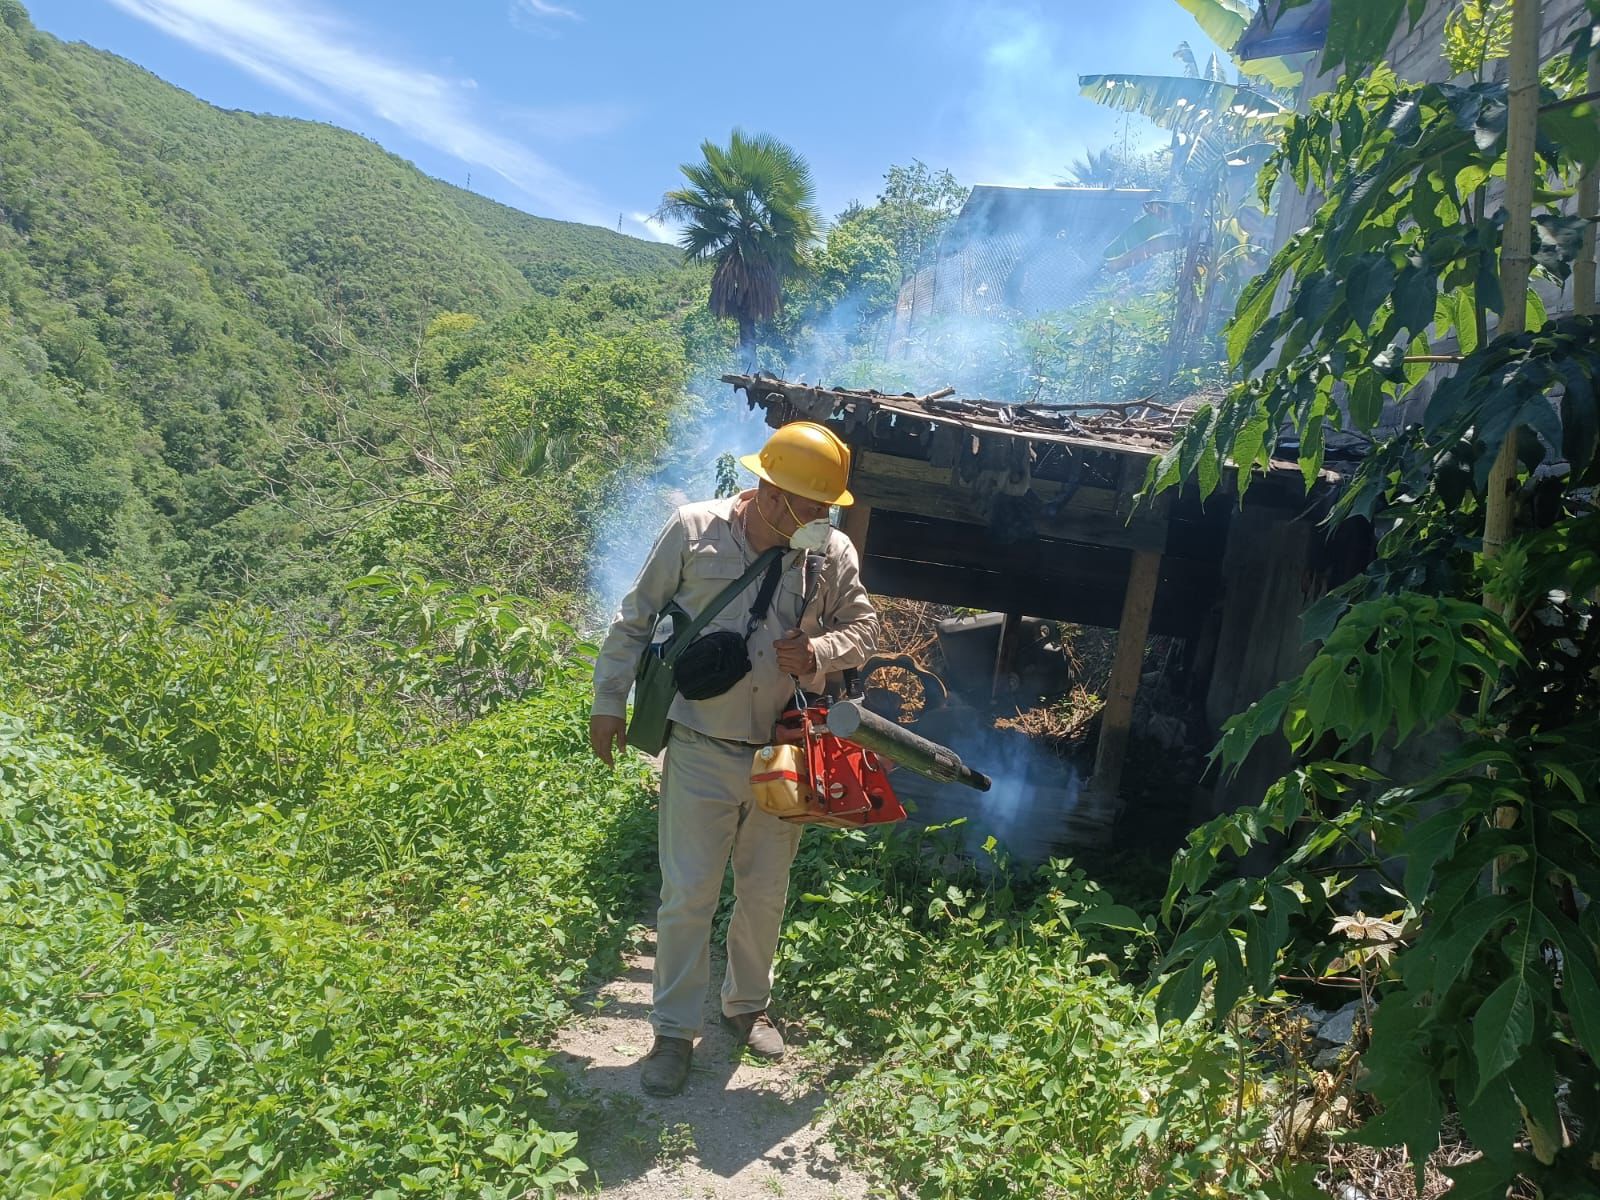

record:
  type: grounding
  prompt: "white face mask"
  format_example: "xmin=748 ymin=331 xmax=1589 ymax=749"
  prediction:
xmin=790 ymin=518 xmax=832 ymax=552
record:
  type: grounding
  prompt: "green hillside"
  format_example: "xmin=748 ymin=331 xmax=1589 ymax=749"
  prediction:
xmin=0 ymin=0 xmax=677 ymax=589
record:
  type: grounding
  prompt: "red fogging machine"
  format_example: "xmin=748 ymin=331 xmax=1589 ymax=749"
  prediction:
xmin=750 ymin=696 xmax=992 ymax=828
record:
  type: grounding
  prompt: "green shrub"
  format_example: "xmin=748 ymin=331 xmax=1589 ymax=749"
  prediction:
xmin=779 ymin=828 xmax=1316 ymax=1199
xmin=0 ymin=523 xmax=660 ymax=1197
xmin=305 ymin=682 xmax=656 ymax=917
xmin=0 ymin=524 xmax=412 ymax=816
xmin=0 ymin=686 xmax=655 ymax=1198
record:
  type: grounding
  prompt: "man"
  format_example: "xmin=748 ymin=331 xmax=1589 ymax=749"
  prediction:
xmin=590 ymin=421 xmax=878 ymax=1097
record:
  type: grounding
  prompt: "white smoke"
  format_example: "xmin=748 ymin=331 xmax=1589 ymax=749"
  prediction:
xmin=584 ymin=365 xmax=772 ymax=623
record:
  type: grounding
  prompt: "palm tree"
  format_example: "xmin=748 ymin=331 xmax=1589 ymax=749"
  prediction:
xmin=658 ymin=130 xmax=820 ymax=365
xmin=1062 ymin=147 xmax=1124 ymax=188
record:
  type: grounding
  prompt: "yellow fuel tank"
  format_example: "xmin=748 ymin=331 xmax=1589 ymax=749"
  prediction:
xmin=750 ymin=743 xmax=813 ymax=819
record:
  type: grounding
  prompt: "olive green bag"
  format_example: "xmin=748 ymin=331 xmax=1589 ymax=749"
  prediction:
xmin=627 ymin=547 xmax=784 ymax=755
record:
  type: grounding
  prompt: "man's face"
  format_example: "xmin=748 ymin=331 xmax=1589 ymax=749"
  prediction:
xmin=759 ymin=483 xmax=829 ymax=536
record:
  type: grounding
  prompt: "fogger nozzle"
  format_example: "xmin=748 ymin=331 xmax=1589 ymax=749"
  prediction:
xmin=824 ymin=699 xmax=992 ymax=792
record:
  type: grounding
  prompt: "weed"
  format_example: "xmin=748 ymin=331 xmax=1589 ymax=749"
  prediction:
xmin=777 ymin=825 xmax=1312 ymax=1199
xmin=0 ymin=533 xmax=659 ymax=1197
xmin=656 ymin=1121 xmax=699 ymax=1165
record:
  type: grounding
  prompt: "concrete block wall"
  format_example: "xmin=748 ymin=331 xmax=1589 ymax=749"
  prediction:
xmin=1269 ymin=0 xmax=1590 ymax=275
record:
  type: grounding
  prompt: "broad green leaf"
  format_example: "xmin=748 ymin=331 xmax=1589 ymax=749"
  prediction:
xmin=1077 ymin=903 xmax=1149 ymax=935
xmin=1211 ymin=932 xmax=1246 ymax=1025
xmin=1229 ymin=261 xmax=1287 ymax=367
xmin=1394 ymin=261 xmax=1438 ymax=336
xmin=1442 ymin=1156 xmax=1536 ymax=1200
xmin=1157 ymin=949 xmax=1209 ymax=1026
xmin=1197 ymin=437 xmax=1222 ymax=499
xmin=1427 ymin=894 xmax=1512 ymax=993
xmin=1504 ymin=1041 xmax=1563 ymax=1154
xmin=1299 ymin=414 xmax=1324 ymax=491
xmin=1541 ymin=912 xmax=1600 ymax=1058
xmin=1525 ymin=287 xmax=1546 ymax=331
xmin=1102 ymin=210 xmax=1185 ymax=269
xmin=1347 ymin=253 xmax=1398 ymax=331
xmin=1471 ymin=974 xmax=1534 ymax=1098
xmin=1402 ymin=806 xmax=1467 ymax=901
xmin=1538 ymin=101 xmax=1600 ymax=172
xmin=1244 ymin=910 xmax=1280 ymax=997
xmin=1452 ymin=286 xmax=1481 ymax=353
xmin=1321 ymin=0 xmax=1413 ymax=76
xmin=1455 ymin=1041 xmax=1520 ymax=1168
xmin=1077 ymin=74 xmax=1287 ymax=136
xmin=1348 ymin=370 xmax=1383 ymax=429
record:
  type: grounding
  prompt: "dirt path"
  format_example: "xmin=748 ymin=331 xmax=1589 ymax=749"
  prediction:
xmin=550 ymin=929 xmax=873 ymax=1200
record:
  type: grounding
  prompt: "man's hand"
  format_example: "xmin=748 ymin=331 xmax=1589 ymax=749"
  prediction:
xmin=774 ymin=628 xmax=818 ymax=677
xmin=590 ymin=714 xmax=627 ymax=766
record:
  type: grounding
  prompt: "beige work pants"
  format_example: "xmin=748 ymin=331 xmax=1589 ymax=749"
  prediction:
xmin=652 ymin=724 xmax=803 ymax=1040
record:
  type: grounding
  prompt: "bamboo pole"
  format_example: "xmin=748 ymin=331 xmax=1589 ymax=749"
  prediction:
xmin=1576 ymin=48 xmax=1600 ymax=316
xmin=1480 ymin=0 xmax=1543 ymax=615
xmin=1485 ymin=6 xmax=1569 ymax=1172
xmin=1579 ymin=50 xmax=1600 ymax=620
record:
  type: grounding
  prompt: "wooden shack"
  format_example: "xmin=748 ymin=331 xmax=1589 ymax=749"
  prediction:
xmin=725 ymin=372 xmax=1360 ymax=823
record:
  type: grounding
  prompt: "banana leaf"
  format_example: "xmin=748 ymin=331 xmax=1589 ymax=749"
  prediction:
xmin=1103 ymin=208 xmax=1189 ymax=269
xmin=1173 ymin=0 xmax=1305 ymax=88
xmin=1077 ymin=74 xmax=1288 ymax=136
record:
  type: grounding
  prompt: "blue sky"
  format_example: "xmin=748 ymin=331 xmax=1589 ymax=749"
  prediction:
xmin=30 ymin=0 xmax=1225 ymax=243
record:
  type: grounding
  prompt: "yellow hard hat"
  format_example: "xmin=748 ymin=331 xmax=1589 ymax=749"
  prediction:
xmin=739 ymin=421 xmax=855 ymax=506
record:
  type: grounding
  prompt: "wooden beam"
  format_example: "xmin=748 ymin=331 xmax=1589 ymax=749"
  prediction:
xmin=858 ymin=510 xmax=1218 ymax=637
xmin=1090 ymin=548 xmax=1163 ymax=798
xmin=859 ymin=552 xmax=1213 ymax=640
xmin=858 ymin=451 xmax=1123 ymax=512
xmin=851 ymin=453 xmax=1170 ymax=553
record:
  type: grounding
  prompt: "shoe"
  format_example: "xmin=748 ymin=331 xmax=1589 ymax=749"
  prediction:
xmin=640 ymin=1035 xmax=693 ymax=1096
xmin=723 ymin=1010 xmax=785 ymax=1060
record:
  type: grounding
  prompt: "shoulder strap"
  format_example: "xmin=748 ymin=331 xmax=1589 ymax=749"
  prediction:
xmin=663 ymin=546 xmax=784 ymax=666
xmin=744 ymin=554 xmax=785 ymax=637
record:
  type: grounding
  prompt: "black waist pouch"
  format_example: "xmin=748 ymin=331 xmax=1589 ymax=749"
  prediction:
xmin=671 ymin=553 xmax=785 ymax=702
xmin=672 ymin=630 xmax=753 ymax=700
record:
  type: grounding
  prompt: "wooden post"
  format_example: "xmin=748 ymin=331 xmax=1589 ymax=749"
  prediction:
xmin=991 ymin=611 xmax=1023 ymax=698
xmin=841 ymin=501 xmax=873 ymax=559
xmin=1090 ymin=548 xmax=1162 ymax=798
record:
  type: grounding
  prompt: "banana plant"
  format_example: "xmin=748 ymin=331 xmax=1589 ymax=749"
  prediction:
xmin=1078 ymin=66 xmax=1290 ymax=380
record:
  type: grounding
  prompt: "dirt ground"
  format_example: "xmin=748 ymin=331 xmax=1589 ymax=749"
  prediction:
xmin=549 ymin=930 xmax=873 ymax=1200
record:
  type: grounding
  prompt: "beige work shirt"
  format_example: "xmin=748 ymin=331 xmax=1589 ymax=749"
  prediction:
xmin=592 ymin=492 xmax=879 ymax=744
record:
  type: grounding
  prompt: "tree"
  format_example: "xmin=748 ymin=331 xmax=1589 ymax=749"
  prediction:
xmin=868 ymin=160 xmax=969 ymax=280
xmin=1142 ymin=2 xmax=1600 ymax=1191
xmin=658 ymin=129 xmax=821 ymax=365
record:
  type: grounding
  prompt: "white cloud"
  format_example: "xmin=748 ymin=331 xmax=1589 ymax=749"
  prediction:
xmin=509 ymin=0 xmax=579 ymax=34
xmin=628 ymin=211 xmax=678 ymax=244
xmin=105 ymin=0 xmax=609 ymax=224
xmin=515 ymin=0 xmax=579 ymax=19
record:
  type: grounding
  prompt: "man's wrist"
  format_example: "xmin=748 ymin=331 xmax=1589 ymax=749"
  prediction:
xmin=591 ymin=695 xmax=628 ymax=721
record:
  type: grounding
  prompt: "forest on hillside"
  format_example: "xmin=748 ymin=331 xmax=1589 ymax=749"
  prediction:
xmin=5 ymin=0 xmax=1600 ymax=1196
xmin=0 ymin=0 xmax=1201 ymax=617
xmin=0 ymin=0 xmax=677 ymax=606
